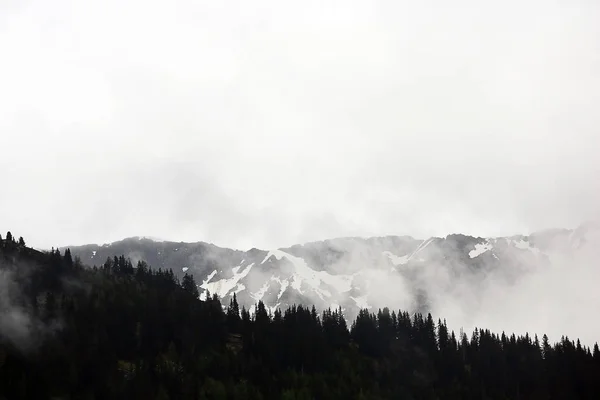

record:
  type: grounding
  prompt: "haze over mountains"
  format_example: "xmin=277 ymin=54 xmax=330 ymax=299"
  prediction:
xmin=64 ymin=221 xmax=600 ymax=345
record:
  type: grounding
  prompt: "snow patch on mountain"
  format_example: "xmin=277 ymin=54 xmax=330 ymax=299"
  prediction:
xmin=469 ymin=242 xmax=493 ymax=258
xmin=203 ymin=270 xmax=217 ymax=284
xmin=262 ymin=249 xmax=353 ymax=296
xmin=406 ymin=238 xmax=435 ymax=262
xmin=199 ymin=269 xmax=218 ymax=300
xmin=200 ymin=263 xmax=254 ymax=299
xmin=290 ymin=274 xmax=303 ymax=293
xmin=351 ymin=294 xmax=371 ymax=309
xmin=252 ymin=281 xmax=270 ymax=302
xmin=274 ymin=277 xmax=289 ymax=300
xmin=513 ymin=239 xmax=540 ymax=255
xmin=136 ymin=236 xmax=166 ymax=242
xmin=234 ymin=283 xmax=245 ymax=294
xmin=383 ymin=251 xmax=410 ymax=265
xmin=268 ymin=304 xmax=281 ymax=315
xmin=182 ymin=267 xmax=189 ymax=273
xmin=315 ymin=287 xmax=332 ymax=300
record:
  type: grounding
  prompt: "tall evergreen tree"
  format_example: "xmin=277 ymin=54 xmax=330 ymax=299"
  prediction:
xmin=181 ymin=273 xmax=199 ymax=298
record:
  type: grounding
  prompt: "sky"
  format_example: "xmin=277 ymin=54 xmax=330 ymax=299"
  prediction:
xmin=1 ymin=0 xmax=599 ymax=251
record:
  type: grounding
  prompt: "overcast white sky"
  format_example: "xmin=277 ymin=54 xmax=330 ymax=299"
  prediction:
xmin=1 ymin=0 xmax=599 ymax=250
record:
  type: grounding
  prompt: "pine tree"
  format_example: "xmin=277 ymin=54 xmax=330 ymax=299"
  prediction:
xmin=227 ymin=293 xmax=241 ymax=332
xmin=542 ymin=334 xmax=552 ymax=359
xmin=181 ymin=273 xmax=199 ymax=298
xmin=255 ymin=301 xmax=270 ymax=327
xmin=64 ymin=248 xmax=73 ymax=267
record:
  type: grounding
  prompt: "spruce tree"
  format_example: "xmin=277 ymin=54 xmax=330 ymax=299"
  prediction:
xmin=181 ymin=273 xmax=199 ymax=298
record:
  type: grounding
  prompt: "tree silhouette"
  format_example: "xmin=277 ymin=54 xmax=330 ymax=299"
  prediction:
xmin=1 ymin=233 xmax=599 ymax=399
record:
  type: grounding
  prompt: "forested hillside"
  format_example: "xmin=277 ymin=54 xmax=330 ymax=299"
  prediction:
xmin=1 ymin=232 xmax=599 ymax=399
xmin=64 ymin=224 xmax=600 ymax=328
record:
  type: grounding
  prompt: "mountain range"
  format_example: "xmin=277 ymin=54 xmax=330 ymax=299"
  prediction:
xmin=63 ymin=222 xmax=600 ymax=321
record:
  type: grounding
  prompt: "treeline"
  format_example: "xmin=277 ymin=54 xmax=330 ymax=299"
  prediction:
xmin=1 ymin=232 xmax=599 ymax=399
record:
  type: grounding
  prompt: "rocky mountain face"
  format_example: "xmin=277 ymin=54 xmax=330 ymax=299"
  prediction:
xmin=63 ymin=222 xmax=600 ymax=321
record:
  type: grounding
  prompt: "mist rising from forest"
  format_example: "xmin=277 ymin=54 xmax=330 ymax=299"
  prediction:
xmin=241 ymin=226 xmax=600 ymax=346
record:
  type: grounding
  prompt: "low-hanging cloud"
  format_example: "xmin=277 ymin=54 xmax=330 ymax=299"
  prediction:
xmin=0 ymin=269 xmax=52 ymax=352
xmin=1 ymin=0 xmax=599 ymax=251
xmin=265 ymin=227 xmax=600 ymax=346
xmin=371 ymin=230 xmax=600 ymax=346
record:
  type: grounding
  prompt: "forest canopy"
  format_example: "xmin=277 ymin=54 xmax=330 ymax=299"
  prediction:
xmin=1 ymin=232 xmax=599 ymax=399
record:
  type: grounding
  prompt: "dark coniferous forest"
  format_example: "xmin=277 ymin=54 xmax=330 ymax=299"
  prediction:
xmin=1 ymin=232 xmax=599 ymax=399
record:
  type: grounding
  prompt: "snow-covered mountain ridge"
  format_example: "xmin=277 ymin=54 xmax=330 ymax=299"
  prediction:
xmin=64 ymin=222 xmax=600 ymax=320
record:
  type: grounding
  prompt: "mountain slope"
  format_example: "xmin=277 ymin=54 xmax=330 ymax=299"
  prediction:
xmin=64 ymin=222 xmax=600 ymax=320
xmin=6 ymin=232 xmax=600 ymax=399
